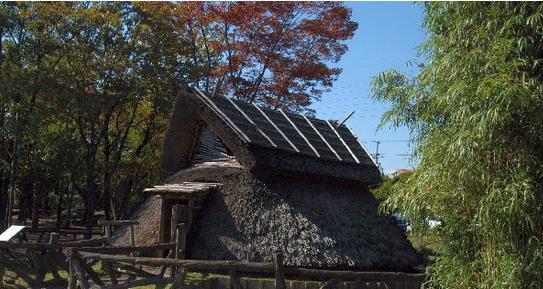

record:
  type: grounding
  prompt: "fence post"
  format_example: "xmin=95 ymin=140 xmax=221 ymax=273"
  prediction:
xmin=67 ymin=249 xmax=78 ymax=289
xmin=47 ymin=233 xmax=62 ymax=281
xmin=129 ymin=224 xmax=136 ymax=246
xmin=319 ymin=279 xmax=337 ymax=289
xmin=275 ymin=251 xmax=286 ymax=289
xmin=168 ymin=205 xmax=181 ymax=275
xmin=103 ymin=261 xmax=118 ymax=285
xmin=354 ymin=279 xmax=364 ymax=289
xmin=229 ymin=270 xmax=242 ymax=289
xmin=0 ymin=250 xmax=5 ymax=288
xmin=176 ymin=223 xmax=187 ymax=260
xmin=104 ymin=224 xmax=112 ymax=239
xmin=171 ymin=205 xmax=181 ymax=243
xmin=171 ymin=266 xmax=187 ymax=289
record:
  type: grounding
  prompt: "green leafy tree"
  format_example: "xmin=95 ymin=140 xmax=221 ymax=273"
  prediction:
xmin=372 ymin=3 xmax=543 ymax=288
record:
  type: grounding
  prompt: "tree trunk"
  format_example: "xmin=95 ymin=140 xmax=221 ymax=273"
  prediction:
xmin=0 ymin=175 xmax=8 ymax=231
xmin=84 ymin=171 xmax=98 ymax=239
xmin=55 ymin=186 xmax=64 ymax=228
xmin=31 ymin=183 xmax=40 ymax=229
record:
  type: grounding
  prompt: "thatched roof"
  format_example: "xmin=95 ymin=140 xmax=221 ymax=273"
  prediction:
xmin=110 ymin=195 xmax=162 ymax=247
xmin=164 ymin=162 xmax=420 ymax=271
xmin=161 ymin=88 xmax=380 ymax=185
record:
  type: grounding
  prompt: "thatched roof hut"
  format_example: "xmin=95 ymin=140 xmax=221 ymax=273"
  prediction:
xmin=113 ymin=88 xmax=420 ymax=271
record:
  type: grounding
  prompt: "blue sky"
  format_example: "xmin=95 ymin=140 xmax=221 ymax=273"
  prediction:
xmin=311 ymin=2 xmax=425 ymax=175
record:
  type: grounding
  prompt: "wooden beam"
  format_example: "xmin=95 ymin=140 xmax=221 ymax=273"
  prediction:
xmin=76 ymin=251 xmax=427 ymax=283
xmin=74 ymin=243 xmax=175 ymax=254
xmin=283 ymin=268 xmax=427 ymax=282
xmin=79 ymin=252 xmax=275 ymax=272
xmin=98 ymin=220 xmax=140 ymax=226
xmin=59 ymin=237 xmax=109 ymax=248
xmin=97 ymin=276 xmax=175 ymax=289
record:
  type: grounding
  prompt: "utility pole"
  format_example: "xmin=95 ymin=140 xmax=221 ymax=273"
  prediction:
xmin=371 ymin=140 xmax=381 ymax=170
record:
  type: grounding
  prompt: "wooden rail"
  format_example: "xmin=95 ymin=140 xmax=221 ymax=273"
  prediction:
xmin=98 ymin=220 xmax=139 ymax=246
xmin=66 ymin=249 xmax=426 ymax=289
xmin=0 ymin=233 xmax=110 ymax=287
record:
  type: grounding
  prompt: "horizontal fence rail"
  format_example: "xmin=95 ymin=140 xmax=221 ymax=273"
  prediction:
xmin=65 ymin=249 xmax=426 ymax=289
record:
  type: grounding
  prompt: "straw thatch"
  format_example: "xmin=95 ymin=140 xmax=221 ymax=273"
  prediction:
xmin=113 ymin=88 xmax=420 ymax=271
xmin=164 ymin=162 xmax=420 ymax=271
xmin=110 ymin=195 xmax=162 ymax=246
xmin=160 ymin=88 xmax=381 ymax=185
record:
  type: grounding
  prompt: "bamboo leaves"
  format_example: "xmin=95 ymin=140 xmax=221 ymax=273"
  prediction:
xmin=371 ymin=2 xmax=543 ymax=288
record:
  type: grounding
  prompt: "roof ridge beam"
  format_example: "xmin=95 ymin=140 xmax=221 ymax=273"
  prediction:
xmin=279 ymin=109 xmax=320 ymax=157
xmin=252 ymin=103 xmax=300 ymax=153
xmin=304 ymin=116 xmax=342 ymax=161
xmin=225 ymin=97 xmax=277 ymax=148
xmin=326 ymin=120 xmax=360 ymax=164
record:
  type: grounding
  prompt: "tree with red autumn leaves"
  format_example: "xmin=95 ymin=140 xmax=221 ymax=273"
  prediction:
xmin=0 ymin=2 xmax=357 ymax=232
xmin=138 ymin=2 xmax=358 ymax=113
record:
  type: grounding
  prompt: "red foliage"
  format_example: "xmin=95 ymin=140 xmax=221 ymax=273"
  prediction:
xmin=174 ymin=2 xmax=358 ymax=113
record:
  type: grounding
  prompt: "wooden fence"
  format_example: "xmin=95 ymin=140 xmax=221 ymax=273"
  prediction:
xmin=1 ymin=204 xmax=427 ymax=289
xmin=66 ymin=250 xmax=426 ymax=289
xmin=0 ymin=233 xmax=108 ymax=287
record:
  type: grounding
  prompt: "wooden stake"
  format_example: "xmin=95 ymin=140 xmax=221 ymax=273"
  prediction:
xmin=319 ymin=279 xmax=337 ymax=289
xmin=47 ymin=233 xmax=63 ymax=281
xmin=104 ymin=225 xmax=111 ymax=239
xmin=67 ymin=249 xmax=90 ymax=289
xmin=187 ymin=200 xmax=195 ymax=231
xmin=354 ymin=279 xmax=365 ymax=289
xmin=274 ymin=252 xmax=286 ymax=289
xmin=67 ymin=257 xmax=77 ymax=289
xmin=129 ymin=225 xmax=135 ymax=247
xmin=81 ymin=259 xmax=104 ymax=286
xmin=170 ymin=205 xmax=181 ymax=274
xmin=229 ymin=270 xmax=242 ymax=289
xmin=171 ymin=267 xmax=187 ymax=289
xmin=0 ymin=250 xmax=5 ymax=288
xmin=103 ymin=261 xmax=118 ymax=285
xmin=171 ymin=205 xmax=181 ymax=242
xmin=177 ymin=223 xmax=187 ymax=260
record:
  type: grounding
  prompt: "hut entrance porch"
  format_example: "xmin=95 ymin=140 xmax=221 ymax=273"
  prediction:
xmin=143 ymin=182 xmax=221 ymax=255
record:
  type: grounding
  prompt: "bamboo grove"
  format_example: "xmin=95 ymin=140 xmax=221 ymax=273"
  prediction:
xmin=372 ymin=3 xmax=543 ymax=288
